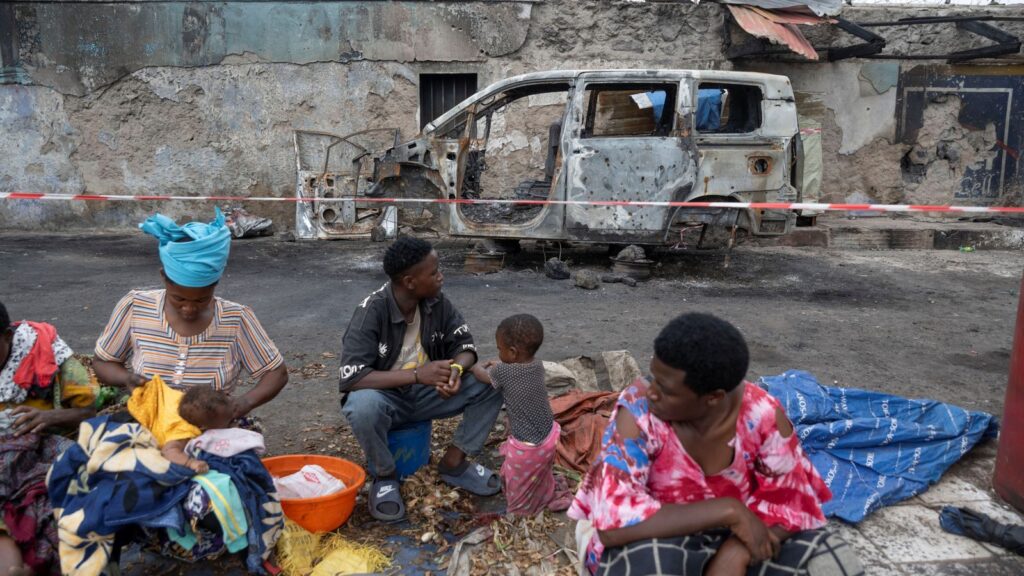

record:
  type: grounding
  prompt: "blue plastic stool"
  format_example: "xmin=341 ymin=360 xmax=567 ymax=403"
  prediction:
xmin=387 ymin=420 xmax=432 ymax=480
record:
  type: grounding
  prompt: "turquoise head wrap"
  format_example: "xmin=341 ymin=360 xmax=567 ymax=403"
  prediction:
xmin=140 ymin=207 xmax=231 ymax=288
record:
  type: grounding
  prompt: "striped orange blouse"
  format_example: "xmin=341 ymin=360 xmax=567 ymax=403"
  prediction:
xmin=94 ymin=289 xmax=283 ymax=393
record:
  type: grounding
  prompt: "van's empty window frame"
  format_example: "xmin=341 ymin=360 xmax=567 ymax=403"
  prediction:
xmin=581 ymin=82 xmax=678 ymax=138
xmin=695 ymin=82 xmax=764 ymax=135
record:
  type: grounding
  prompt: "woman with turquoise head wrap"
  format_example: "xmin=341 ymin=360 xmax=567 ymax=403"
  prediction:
xmin=92 ymin=208 xmax=289 ymax=424
xmin=140 ymin=207 xmax=232 ymax=288
xmin=88 ymin=209 xmax=289 ymax=566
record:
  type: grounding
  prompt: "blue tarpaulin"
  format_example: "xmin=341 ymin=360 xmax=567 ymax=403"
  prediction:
xmin=697 ymin=89 xmax=723 ymax=131
xmin=644 ymin=90 xmax=667 ymax=125
xmin=761 ymin=370 xmax=999 ymax=523
xmin=641 ymin=89 xmax=720 ymax=130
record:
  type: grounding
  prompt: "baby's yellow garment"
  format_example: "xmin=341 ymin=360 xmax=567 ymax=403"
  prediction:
xmin=126 ymin=375 xmax=201 ymax=446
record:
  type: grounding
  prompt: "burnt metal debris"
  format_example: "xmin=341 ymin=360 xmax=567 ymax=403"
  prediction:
xmin=728 ymin=14 xmax=1024 ymax=63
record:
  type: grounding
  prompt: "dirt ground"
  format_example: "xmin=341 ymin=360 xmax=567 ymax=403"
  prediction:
xmin=2 ymin=232 xmax=1021 ymax=574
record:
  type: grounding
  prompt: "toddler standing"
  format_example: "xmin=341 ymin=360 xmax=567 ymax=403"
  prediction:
xmin=472 ymin=314 xmax=571 ymax=515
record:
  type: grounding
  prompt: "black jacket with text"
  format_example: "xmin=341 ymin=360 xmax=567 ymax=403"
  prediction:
xmin=338 ymin=282 xmax=477 ymax=399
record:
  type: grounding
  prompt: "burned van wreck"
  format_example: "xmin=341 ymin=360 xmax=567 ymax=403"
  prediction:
xmin=294 ymin=70 xmax=806 ymax=245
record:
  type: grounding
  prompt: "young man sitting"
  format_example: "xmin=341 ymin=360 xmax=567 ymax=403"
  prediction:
xmin=339 ymin=237 xmax=503 ymax=522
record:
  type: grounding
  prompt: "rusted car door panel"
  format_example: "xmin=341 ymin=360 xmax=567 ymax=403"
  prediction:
xmin=689 ymin=82 xmax=798 ymax=234
xmin=565 ymin=139 xmax=696 ymax=236
xmin=693 ymin=144 xmax=788 ymax=199
xmin=564 ymin=76 xmax=697 ymax=242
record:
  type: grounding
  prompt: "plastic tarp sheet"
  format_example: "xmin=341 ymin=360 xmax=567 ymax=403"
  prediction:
xmin=761 ymin=370 xmax=999 ymax=523
xmin=697 ymin=89 xmax=723 ymax=132
xmin=797 ymin=95 xmax=823 ymax=212
xmin=551 ymin=390 xmax=618 ymax=474
xmin=645 ymin=90 xmax=720 ymax=131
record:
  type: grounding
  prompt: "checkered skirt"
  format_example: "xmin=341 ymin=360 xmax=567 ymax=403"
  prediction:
xmin=598 ymin=529 xmax=863 ymax=576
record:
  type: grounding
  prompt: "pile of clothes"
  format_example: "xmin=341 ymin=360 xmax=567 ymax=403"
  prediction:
xmin=47 ymin=415 xmax=284 ymax=575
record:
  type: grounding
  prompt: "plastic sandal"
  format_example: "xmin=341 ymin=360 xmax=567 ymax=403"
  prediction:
xmin=440 ymin=462 xmax=501 ymax=496
xmin=368 ymin=478 xmax=406 ymax=522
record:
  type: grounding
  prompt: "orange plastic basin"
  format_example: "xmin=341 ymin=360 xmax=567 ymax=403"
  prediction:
xmin=263 ymin=454 xmax=366 ymax=533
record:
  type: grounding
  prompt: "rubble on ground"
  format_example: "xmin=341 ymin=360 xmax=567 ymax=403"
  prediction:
xmin=224 ymin=206 xmax=274 ymax=238
xmin=615 ymin=244 xmax=647 ymax=262
xmin=544 ymin=258 xmax=571 ymax=280
xmin=573 ymin=270 xmax=600 ymax=290
xmin=601 ymin=273 xmax=638 ymax=287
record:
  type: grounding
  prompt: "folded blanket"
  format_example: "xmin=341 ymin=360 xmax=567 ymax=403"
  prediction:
xmin=187 ymin=428 xmax=266 ymax=458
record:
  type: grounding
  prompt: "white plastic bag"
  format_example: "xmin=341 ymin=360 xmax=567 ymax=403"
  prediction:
xmin=274 ymin=464 xmax=347 ymax=499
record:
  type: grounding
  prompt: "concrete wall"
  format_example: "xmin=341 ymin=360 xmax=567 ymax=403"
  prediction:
xmin=2 ymin=0 xmax=1023 ymax=230
xmin=0 ymin=0 xmax=726 ymax=230
xmin=740 ymin=5 xmax=1024 ymax=206
xmin=742 ymin=61 xmax=902 ymax=205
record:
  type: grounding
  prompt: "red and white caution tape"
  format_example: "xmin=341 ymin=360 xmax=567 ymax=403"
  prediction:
xmin=2 ymin=191 xmax=1023 ymax=214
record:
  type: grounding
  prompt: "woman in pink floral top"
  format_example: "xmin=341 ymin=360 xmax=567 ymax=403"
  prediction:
xmin=568 ymin=313 xmax=862 ymax=576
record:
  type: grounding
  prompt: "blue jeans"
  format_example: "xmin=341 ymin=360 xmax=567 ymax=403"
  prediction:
xmin=341 ymin=374 xmax=502 ymax=479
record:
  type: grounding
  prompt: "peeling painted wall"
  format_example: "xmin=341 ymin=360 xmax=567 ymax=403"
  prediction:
xmin=4 ymin=1 xmax=1021 ymax=231
xmin=901 ymin=95 xmax=999 ymax=203
xmin=740 ymin=5 xmax=1024 ymax=207
xmin=3 ymin=2 xmax=533 ymax=96
xmin=0 ymin=0 xmax=726 ymax=230
xmin=747 ymin=59 xmax=1024 ymax=207
xmin=743 ymin=60 xmax=908 ymax=205
xmin=897 ymin=65 xmax=1024 ymax=205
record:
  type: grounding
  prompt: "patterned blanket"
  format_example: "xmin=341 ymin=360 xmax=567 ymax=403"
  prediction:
xmin=48 ymin=414 xmax=284 ymax=575
xmin=47 ymin=415 xmax=195 ymax=576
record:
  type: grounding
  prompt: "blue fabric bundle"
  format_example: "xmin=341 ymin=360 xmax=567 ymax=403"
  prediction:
xmin=939 ymin=506 xmax=1024 ymax=555
xmin=199 ymin=450 xmax=284 ymax=574
xmin=140 ymin=207 xmax=231 ymax=287
xmin=761 ymin=370 xmax=998 ymax=523
xmin=696 ymin=89 xmax=723 ymax=131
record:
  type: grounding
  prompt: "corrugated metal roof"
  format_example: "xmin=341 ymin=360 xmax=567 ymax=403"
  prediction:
xmin=727 ymin=5 xmax=828 ymax=60
xmin=718 ymin=0 xmax=842 ymax=17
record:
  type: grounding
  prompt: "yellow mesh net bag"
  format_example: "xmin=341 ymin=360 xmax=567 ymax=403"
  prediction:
xmin=277 ymin=520 xmax=323 ymax=575
xmin=276 ymin=520 xmax=390 ymax=576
